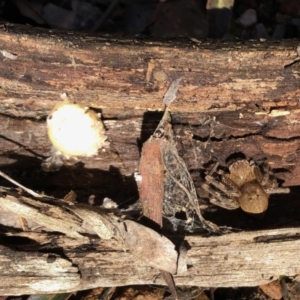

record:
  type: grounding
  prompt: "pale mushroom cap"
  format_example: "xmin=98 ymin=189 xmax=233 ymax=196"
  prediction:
xmin=47 ymin=103 xmax=106 ymax=156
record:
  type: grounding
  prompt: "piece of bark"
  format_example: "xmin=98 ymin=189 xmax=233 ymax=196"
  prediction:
xmin=0 ymin=193 xmax=84 ymax=238
xmin=0 ymin=187 xmax=178 ymax=276
xmin=139 ymin=108 xmax=178 ymax=299
xmin=139 ymin=138 xmax=164 ymax=225
xmin=121 ymin=220 xmax=178 ymax=275
xmin=259 ymin=280 xmax=283 ymax=300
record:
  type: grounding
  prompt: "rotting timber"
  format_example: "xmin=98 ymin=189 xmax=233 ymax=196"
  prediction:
xmin=0 ymin=23 xmax=300 ymax=294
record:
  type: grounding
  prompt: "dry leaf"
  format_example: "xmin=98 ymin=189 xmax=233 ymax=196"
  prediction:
xmin=163 ymin=78 xmax=182 ymax=105
xmin=140 ymin=109 xmax=219 ymax=233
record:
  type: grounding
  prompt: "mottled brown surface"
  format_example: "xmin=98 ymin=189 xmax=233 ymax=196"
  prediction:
xmin=0 ymin=24 xmax=300 ymax=294
xmin=0 ymin=23 xmax=299 ymax=114
xmin=0 ymin=23 xmax=299 ymax=191
xmin=1 ymin=226 xmax=300 ymax=295
xmin=0 ymin=23 xmax=299 ymax=228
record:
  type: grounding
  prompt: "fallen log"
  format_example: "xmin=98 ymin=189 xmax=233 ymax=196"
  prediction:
xmin=0 ymin=22 xmax=300 ymax=295
xmin=0 ymin=23 xmax=299 ymax=196
xmin=0 ymin=189 xmax=300 ymax=295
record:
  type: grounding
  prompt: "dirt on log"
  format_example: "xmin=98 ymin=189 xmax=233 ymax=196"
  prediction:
xmin=0 ymin=23 xmax=300 ymax=294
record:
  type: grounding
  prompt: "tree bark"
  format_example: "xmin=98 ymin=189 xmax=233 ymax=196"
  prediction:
xmin=2 ymin=228 xmax=300 ymax=294
xmin=0 ymin=23 xmax=299 ymax=189
xmin=1 ymin=189 xmax=300 ymax=295
xmin=0 ymin=23 xmax=300 ymax=294
xmin=0 ymin=23 xmax=299 ymax=225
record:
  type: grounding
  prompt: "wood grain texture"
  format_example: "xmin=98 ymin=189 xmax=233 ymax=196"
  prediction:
xmin=0 ymin=189 xmax=299 ymax=294
xmin=0 ymin=24 xmax=299 ymax=115
xmin=0 ymin=244 xmax=80 ymax=295
xmin=0 ymin=24 xmax=298 ymax=193
xmin=0 ymin=24 xmax=299 ymax=229
xmin=0 ymin=23 xmax=300 ymax=294
xmin=1 ymin=225 xmax=300 ymax=295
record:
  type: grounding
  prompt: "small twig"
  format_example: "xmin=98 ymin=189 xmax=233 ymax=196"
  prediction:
xmin=0 ymin=170 xmax=42 ymax=198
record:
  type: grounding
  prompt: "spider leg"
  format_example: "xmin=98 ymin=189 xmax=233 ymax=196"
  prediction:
xmin=250 ymin=159 xmax=271 ymax=186
xmin=202 ymin=183 xmax=240 ymax=210
xmin=265 ymin=187 xmax=290 ymax=194
xmin=202 ymin=161 xmax=241 ymax=210
xmin=206 ymin=174 xmax=241 ymax=198
xmin=208 ymin=160 xmax=220 ymax=175
xmin=251 ymin=159 xmax=290 ymax=194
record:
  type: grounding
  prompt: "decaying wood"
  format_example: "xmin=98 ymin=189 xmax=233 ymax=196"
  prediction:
xmin=1 ymin=189 xmax=300 ymax=295
xmin=0 ymin=23 xmax=299 ymax=199
xmin=0 ymin=24 xmax=299 ymax=114
xmin=0 ymin=187 xmax=178 ymax=269
xmin=0 ymin=23 xmax=300 ymax=294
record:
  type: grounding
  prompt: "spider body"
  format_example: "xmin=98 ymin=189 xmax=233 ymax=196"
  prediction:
xmin=203 ymin=159 xmax=290 ymax=214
